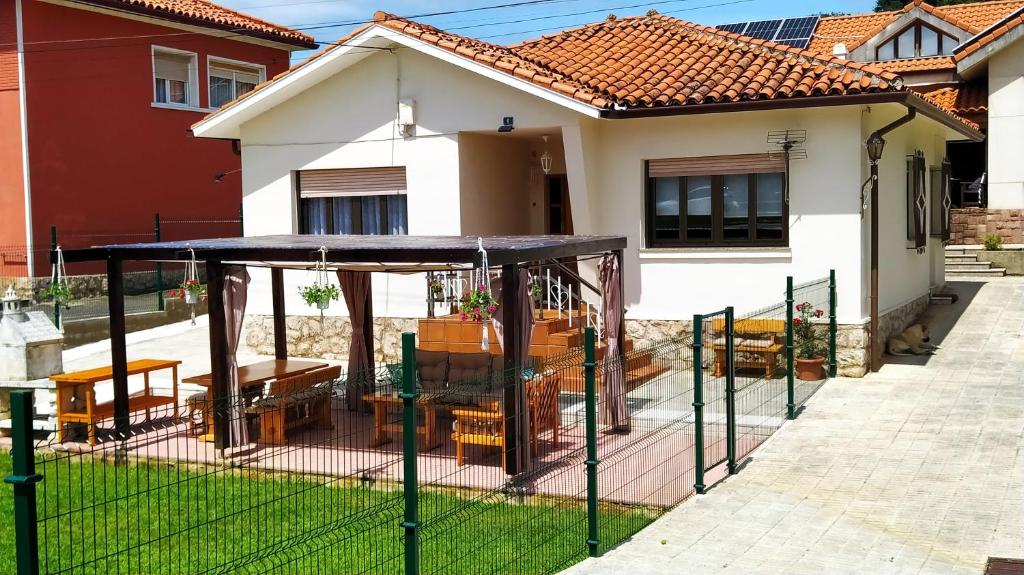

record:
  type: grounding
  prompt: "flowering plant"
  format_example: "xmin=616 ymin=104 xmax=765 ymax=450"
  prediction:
xmin=174 ymin=278 xmax=205 ymax=302
xmin=793 ymin=301 xmax=825 ymax=359
xmin=459 ymin=284 xmax=497 ymax=321
xmin=428 ymin=277 xmax=445 ymax=297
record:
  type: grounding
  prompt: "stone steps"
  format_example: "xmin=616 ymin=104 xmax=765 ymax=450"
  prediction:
xmin=944 ymin=247 xmax=1006 ymax=277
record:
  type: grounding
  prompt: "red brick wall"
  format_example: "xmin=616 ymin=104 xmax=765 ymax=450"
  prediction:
xmin=950 ymin=208 xmax=1024 ymax=245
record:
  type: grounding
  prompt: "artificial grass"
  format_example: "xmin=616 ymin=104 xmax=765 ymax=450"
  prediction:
xmin=0 ymin=454 xmax=657 ymax=574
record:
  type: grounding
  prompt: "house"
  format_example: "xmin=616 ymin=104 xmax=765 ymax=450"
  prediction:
xmin=0 ymin=0 xmax=316 ymax=277
xmin=191 ymin=10 xmax=983 ymax=376
xmin=787 ymin=0 xmax=1024 ymax=243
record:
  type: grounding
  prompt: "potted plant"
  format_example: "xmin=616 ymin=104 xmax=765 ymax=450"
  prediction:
xmin=428 ymin=276 xmax=445 ymax=301
xmin=299 ymin=282 xmax=340 ymax=314
xmin=459 ymin=283 xmax=497 ymax=321
xmin=43 ymin=280 xmax=72 ymax=307
xmin=793 ymin=301 xmax=826 ymax=380
xmin=178 ymin=278 xmax=206 ymax=305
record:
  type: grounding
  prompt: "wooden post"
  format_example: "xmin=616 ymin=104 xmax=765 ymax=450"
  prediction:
xmin=501 ymin=263 xmax=520 ymax=476
xmin=271 ymin=267 xmax=287 ymax=360
xmin=206 ymin=260 xmax=229 ymax=450
xmin=107 ymin=256 xmax=129 ymax=436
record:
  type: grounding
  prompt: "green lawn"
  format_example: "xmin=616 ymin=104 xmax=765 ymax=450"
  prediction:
xmin=0 ymin=454 xmax=657 ymax=574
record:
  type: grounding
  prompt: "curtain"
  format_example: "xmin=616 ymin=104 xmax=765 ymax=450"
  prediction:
xmin=223 ymin=265 xmax=251 ymax=447
xmin=387 ymin=195 xmax=408 ymax=235
xmin=493 ymin=269 xmax=535 ymax=473
xmin=303 ymin=198 xmax=328 ymax=235
xmin=599 ymin=254 xmax=628 ymax=430
xmin=338 ymin=270 xmax=374 ymax=412
xmin=362 ymin=197 xmax=382 ymax=235
xmin=332 ymin=198 xmax=355 ymax=234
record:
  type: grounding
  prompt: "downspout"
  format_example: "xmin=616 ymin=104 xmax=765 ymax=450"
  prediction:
xmin=866 ymin=107 xmax=916 ymax=373
xmin=15 ymin=0 xmax=34 ymax=277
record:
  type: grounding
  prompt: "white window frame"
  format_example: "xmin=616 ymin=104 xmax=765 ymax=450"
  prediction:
xmin=151 ymin=45 xmax=199 ymax=109
xmin=207 ymin=56 xmax=266 ymax=110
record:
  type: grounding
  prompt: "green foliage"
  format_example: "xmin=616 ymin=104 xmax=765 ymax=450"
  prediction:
xmin=42 ymin=281 xmax=72 ymax=305
xmin=984 ymin=233 xmax=1003 ymax=251
xmin=793 ymin=301 xmax=826 ymax=359
xmin=298 ymin=282 xmax=340 ymax=308
xmin=460 ymin=285 xmax=498 ymax=321
xmin=875 ymin=0 xmax=989 ymax=11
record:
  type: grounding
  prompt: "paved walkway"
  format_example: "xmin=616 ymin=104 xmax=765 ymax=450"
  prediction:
xmin=564 ymin=278 xmax=1024 ymax=575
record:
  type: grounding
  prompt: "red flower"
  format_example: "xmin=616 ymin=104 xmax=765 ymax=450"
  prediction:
xmin=815 ymin=309 xmax=824 ymax=318
xmin=793 ymin=318 xmax=802 ymax=325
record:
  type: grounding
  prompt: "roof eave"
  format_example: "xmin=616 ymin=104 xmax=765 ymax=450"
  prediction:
xmin=956 ymin=21 xmax=1024 ymax=76
xmin=599 ymin=91 xmax=984 ymax=141
xmin=73 ymin=0 xmax=317 ymax=50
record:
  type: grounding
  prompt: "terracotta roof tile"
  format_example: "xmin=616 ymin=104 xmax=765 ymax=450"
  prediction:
xmin=871 ymin=56 xmax=956 ymax=72
xmin=954 ymin=5 xmax=1024 ymax=61
xmin=918 ymin=82 xmax=988 ymax=114
xmin=808 ymin=0 xmax=1023 ymax=54
xmin=370 ymin=12 xmax=904 ymax=111
xmin=92 ymin=0 xmax=314 ymax=47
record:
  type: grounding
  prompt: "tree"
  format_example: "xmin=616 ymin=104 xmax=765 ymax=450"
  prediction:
xmin=875 ymin=0 xmax=991 ymax=11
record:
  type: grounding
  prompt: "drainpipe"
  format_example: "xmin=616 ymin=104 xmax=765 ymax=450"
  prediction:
xmin=866 ymin=108 xmax=916 ymax=372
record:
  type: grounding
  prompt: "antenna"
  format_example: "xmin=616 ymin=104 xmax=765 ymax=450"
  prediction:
xmin=767 ymin=130 xmax=808 ymax=161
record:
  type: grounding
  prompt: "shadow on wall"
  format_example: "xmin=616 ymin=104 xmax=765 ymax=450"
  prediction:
xmin=883 ymin=280 xmax=983 ymax=367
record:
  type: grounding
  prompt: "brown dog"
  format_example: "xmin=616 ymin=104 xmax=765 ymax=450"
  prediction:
xmin=887 ymin=324 xmax=938 ymax=355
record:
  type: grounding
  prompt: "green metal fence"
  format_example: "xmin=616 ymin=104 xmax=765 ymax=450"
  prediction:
xmin=6 ymin=271 xmax=838 ymax=575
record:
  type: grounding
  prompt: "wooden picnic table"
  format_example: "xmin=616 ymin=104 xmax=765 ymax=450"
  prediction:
xmin=52 ymin=359 xmax=181 ymax=446
xmin=363 ymin=391 xmax=499 ymax=451
xmin=183 ymin=359 xmax=329 ymax=442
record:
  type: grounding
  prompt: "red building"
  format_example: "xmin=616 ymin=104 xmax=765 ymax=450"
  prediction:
xmin=0 ymin=0 xmax=315 ymax=276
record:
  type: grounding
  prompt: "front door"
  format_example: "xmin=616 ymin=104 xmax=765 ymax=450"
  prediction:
xmin=545 ymin=175 xmax=574 ymax=235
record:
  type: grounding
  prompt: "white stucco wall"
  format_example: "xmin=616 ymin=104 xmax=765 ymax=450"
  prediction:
xmin=231 ymin=41 xmax=957 ymax=329
xmin=987 ymin=37 xmax=1024 ymax=209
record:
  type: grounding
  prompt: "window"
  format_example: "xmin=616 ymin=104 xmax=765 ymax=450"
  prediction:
xmin=645 ymin=154 xmax=788 ymax=247
xmin=876 ymin=22 xmax=958 ymax=59
xmin=907 ymin=151 xmax=927 ymax=249
xmin=152 ymin=47 xmax=197 ymax=107
xmin=930 ymin=159 xmax=951 ymax=241
xmin=297 ymin=167 xmax=408 ymax=235
xmin=208 ymin=59 xmax=263 ymax=109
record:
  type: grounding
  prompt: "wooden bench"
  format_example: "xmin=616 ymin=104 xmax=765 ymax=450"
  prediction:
xmin=451 ymin=372 xmax=560 ymax=471
xmin=52 ymin=359 xmax=181 ymax=445
xmin=710 ymin=318 xmax=786 ymax=379
xmin=246 ymin=365 xmax=340 ymax=445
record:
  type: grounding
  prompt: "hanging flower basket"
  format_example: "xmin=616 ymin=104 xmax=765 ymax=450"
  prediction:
xmin=300 ymin=246 xmax=339 ymax=316
xmin=428 ymin=277 xmax=445 ymax=299
xmin=45 ymin=246 xmax=72 ymax=308
xmin=178 ymin=278 xmax=206 ymax=305
xmin=459 ymin=284 xmax=497 ymax=322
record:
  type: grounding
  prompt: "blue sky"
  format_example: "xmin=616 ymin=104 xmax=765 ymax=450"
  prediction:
xmin=220 ymin=0 xmax=877 ymax=61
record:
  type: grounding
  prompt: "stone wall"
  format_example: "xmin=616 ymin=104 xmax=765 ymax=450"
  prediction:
xmin=877 ymin=294 xmax=931 ymax=352
xmin=950 ymin=208 xmax=1024 ymax=245
xmin=243 ymin=315 xmax=418 ymax=364
xmin=3 ymin=269 xmax=200 ymax=302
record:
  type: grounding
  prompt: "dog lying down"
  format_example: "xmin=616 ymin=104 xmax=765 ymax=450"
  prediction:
xmin=887 ymin=323 xmax=940 ymax=356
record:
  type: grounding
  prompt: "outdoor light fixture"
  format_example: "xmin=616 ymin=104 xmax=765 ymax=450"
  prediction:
xmin=213 ymin=168 xmax=241 ymax=183
xmin=540 ymin=135 xmax=552 ymax=175
xmin=866 ymin=135 xmax=886 ymax=164
xmin=498 ymin=116 xmax=515 ymax=133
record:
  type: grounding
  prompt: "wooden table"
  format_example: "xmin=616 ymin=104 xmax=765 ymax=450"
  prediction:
xmin=52 ymin=359 xmax=181 ymax=445
xmin=363 ymin=393 xmax=494 ymax=451
xmin=183 ymin=359 xmax=328 ymax=442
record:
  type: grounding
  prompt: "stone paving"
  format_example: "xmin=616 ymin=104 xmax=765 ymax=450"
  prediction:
xmin=563 ymin=278 xmax=1024 ymax=575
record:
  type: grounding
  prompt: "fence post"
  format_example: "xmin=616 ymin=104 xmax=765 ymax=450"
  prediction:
xmin=786 ymin=276 xmax=796 ymax=420
xmin=400 ymin=332 xmax=420 ymax=575
xmin=725 ymin=307 xmax=737 ymax=475
xmin=5 ymin=390 xmax=42 ymax=575
xmin=238 ymin=203 xmax=245 ymax=237
xmin=50 ymin=225 xmax=59 ymax=330
xmin=828 ymin=269 xmax=837 ymax=378
xmin=584 ymin=327 xmax=599 ymax=557
xmin=154 ymin=213 xmax=164 ymax=312
xmin=692 ymin=314 xmax=706 ymax=494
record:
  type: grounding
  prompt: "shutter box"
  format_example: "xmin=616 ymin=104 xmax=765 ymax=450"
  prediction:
xmin=648 ymin=154 xmax=785 ymax=178
xmin=298 ymin=167 xmax=407 ymax=198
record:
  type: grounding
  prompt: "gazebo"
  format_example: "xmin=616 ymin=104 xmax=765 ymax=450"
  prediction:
xmin=57 ymin=234 xmax=627 ymax=474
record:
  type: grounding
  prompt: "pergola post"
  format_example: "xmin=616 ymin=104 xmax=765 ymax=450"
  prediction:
xmin=271 ymin=267 xmax=287 ymax=360
xmin=614 ymin=248 xmax=626 ymax=358
xmin=106 ymin=255 xmax=130 ymax=436
xmin=206 ymin=260 xmax=230 ymax=450
xmin=501 ymin=263 xmax=520 ymax=476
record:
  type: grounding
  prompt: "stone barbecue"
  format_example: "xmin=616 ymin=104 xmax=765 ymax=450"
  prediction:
xmin=0 ymin=286 xmax=63 ymax=424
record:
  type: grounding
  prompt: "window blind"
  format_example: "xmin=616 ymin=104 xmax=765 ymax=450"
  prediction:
xmin=153 ymin=53 xmax=191 ymax=82
xmin=298 ymin=167 xmax=408 ymax=198
xmin=648 ymin=154 xmax=785 ymax=177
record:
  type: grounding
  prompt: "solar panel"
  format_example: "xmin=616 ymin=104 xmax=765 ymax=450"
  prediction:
xmin=775 ymin=16 xmax=819 ymax=41
xmin=778 ymin=38 xmax=810 ymax=49
xmin=717 ymin=22 xmax=748 ymax=34
xmin=744 ymin=19 xmax=783 ymax=40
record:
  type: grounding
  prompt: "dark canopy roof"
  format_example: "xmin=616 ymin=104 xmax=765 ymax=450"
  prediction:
xmin=57 ymin=234 xmax=627 ymax=268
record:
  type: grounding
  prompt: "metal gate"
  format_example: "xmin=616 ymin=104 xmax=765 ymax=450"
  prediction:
xmin=692 ymin=308 xmax=736 ymax=494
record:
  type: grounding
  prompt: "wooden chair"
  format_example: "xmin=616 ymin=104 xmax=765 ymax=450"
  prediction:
xmin=451 ymin=372 xmax=560 ymax=470
xmin=247 ymin=365 xmax=341 ymax=445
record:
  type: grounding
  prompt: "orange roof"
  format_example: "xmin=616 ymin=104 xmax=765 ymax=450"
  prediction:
xmin=918 ymin=83 xmax=988 ymax=114
xmin=955 ymin=5 xmax=1024 ymax=61
xmin=84 ymin=0 xmax=315 ymax=48
xmin=871 ymin=56 xmax=956 ymax=72
xmin=378 ymin=12 xmax=903 ymax=110
xmin=808 ymin=0 xmax=1024 ymax=54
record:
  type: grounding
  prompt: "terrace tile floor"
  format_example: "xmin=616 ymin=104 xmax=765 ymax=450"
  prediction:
xmin=562 ymin=277 xmax=1024 ymax=575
